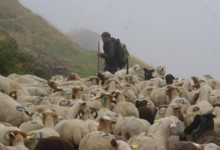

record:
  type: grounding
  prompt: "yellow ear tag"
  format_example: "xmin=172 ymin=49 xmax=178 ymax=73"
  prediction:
xmin=113 ymin=94 xmax=116 ymax=97
xmin=104 ymin=86 xmax=106 ymax=89
xmin=205 ymin=81 xmax=207 ymax=83
xmin=147 ymin=96 xmax=149 ymax=98
xmin=147 ymin=102 xmax=151 ymax=105
xmin=211 ymin=92 xmax=215 ymax=96
xmin=83 ymin=89 xmax=86 ymax=91
xmin=155 ymin=120 xmax=159 ymax=123
xmin=132 ymin=145 xmax=139 ymax=150
xmin=180 ymin=90 xmax=183 ymax=93
xmin=178 ymin=81 xmax=182 ymax=84
xmin=159 ymin=80 xmax=162 ymax=82
xmin=12 ymin=94 xmax=15 ymax=97
xmin=26 ymin=136 xmax=32 ymax=139
xmin=133 ymin=79 xmax=135 ymax=82
xmin=175 ymin=77 xmax=177 ymax=80
xmin=96 ymin=73 xmax=98 ymax=75
xmin=52 ymin=89 xmax=54 ymax=92
xmin=209 ymin=82 xmax=212 ymax=85
xmin=190 ymin=82 xmax=194 ymax=85
xmin=197 ymin=79 xmax=200 ymax=81
xmin=165 ymin=89 xmax=168 ymax=91
xmin=118 ymin=75 xmax=121 ymax=77
xmin=58 ymin=116 xmax=62 ymax=119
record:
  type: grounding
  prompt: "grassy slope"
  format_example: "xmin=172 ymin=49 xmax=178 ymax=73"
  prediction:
xmin=0 ymin=0 xmax=153 ymax=78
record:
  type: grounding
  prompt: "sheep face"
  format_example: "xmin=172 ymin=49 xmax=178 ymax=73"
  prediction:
xmin=191 ymin=76 xmax=201 ymax=89
xmin=9 ymin=130 xmax=30 ymax=146
xmin=67 ymin=73 xmax=80 ymax=81
xmin=165 ymin=74 xmax=175 ymax=85
xmin=42 ymin=112 xmax=59 ymax=125
xmin=88 ymin=76 xmax=101 ymax=85
xmin=99 ymin=116 xmax=113 ymax=134
xmin=134 ymin=100 xmax=149 ymax=108
xmin=123 ymin=75 xmax=136 ymax=85
xmin=165 ymin=86 xmax=181 ymax=97
xmin=72 ymin=87 xmax=85 ymax=99
xmin=79 ymin=108 xmax=98 ymax=120
xmin=143 ymin=68 xmax=155 ymax=80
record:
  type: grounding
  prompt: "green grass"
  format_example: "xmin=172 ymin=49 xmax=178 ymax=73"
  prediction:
xmin=0 ymin=0 xmax=152 ymax=78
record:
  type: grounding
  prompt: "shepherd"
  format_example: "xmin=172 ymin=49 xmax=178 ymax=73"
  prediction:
xmin=97 ymin=32 xmax=129 ymax=74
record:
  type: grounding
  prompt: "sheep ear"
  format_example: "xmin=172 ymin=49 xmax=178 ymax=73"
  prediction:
xmin=169 ymin=119 xmax=177 ymax=128
xmin=189 ymin=142 xmax=201 ymax=149
xmin=110 ymin=139 xmax=117 ymax=148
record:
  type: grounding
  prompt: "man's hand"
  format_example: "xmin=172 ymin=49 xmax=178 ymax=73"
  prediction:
xmin=97 ymin=51 xmax=101 ymax=57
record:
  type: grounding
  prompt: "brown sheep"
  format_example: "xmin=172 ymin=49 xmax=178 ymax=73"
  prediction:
xmin=34 ymin=136 xmax=75 ymax=150
xmin=67 ymin=73 xmax=81 ymax=81
xmin=138 ymin=107 xmax=155 ymax=125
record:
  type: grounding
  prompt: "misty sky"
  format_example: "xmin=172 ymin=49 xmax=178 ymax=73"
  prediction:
xmin=19 ymin=0 xmax=220 ymax=79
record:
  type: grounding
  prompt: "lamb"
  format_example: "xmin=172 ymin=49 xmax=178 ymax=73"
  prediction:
xmin=184 ymin=113 xmax=220 ymax=146
xmin=95 ymin=93 xmax=122 ymax=131
xmin=34 ymin=136 xmax=75 ymax=150
xmin=127 ymin=116 xmax=185 ymax=150
xmin=114 ymin=116 xmax=150 ymax=140
xmin=55 ymin=119 xmax=89 ymax=147
xmin=143 ymin=68 xmax=155 ymax=80
xmin=111 ymin=90 xmax=139 ymax=118
xmin=78 ymin=107 xmax=99 ymax=133
xmin=152 ymin=64 xmax=166 ymax=78
xmin=168 ymin=142 xmax=220 ymax=150
xmin=79 ymin=131 xmax=130 ymax=150
xmin=0 ymin=92 xmax=30 ymax=127
xmin=184 ymin=101 xmax=213 ymax=141
xmin=6 ymin=130 xmax=30 ymax=150
xmin=26 ymin=112 xmax=60 ymax=150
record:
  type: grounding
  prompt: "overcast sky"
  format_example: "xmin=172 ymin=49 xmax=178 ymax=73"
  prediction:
xmin=19 ymin=0 xmax=220 ymax=79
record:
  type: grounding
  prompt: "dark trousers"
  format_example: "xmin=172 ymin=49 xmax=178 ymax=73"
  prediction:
xmin=104 ymin=64 xmax=118 ymax=74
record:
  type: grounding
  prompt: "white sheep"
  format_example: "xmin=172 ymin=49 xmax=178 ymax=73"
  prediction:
xmin=122 ymin=89 xmax=136 ymax=103
xmin=111 ymin=90 xmax=139 ymax=118
xmin=0 ymin=126 xmax=20 ymax=146
xmin=114 ymin=116 xmax=150 ymax=140
xmin=25 ymin=112 xmax=60 ymax=150
xmin=127 ymin=116 xmax=185 ymax=150
xmin=194 ymin=85 xmax=213 ymax=104
xmin=114 ymin=64 xmax=141 ymax=80
xmin=55 ymin=119 xmax=89 ymax=146
xmin=25 ymin=87 xmax=47 ymax=97
xmin=0 ymin=92 xmax=30 ymax=127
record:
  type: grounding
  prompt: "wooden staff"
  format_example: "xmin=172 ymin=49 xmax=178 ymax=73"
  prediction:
xmin=98 ymin=36 xmax=100 ymax=73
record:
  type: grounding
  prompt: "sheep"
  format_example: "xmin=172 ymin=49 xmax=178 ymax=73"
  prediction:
xmin=48 ymin=89 xmax=72 ymax=100
xmin=98 ymin=116 xmax=127 ymax=142
xmin=0 ymin=126 xmax=21 ymax=146
xmin=0 ymin=144 xmax=8 ymax=150
xmin=110 ymin=139 xmax=132 ymax=150
xmin=193 ymin=85 xmax=212 ymax=104
xmin=85 ymin=97 xmax=101 ymax=111
xmin=127 ymin=116 xmax=185 ymax=150
xmin=152 ymin=64 xmax=166 ymax=78
xmin=6 ymin=130 xmax=30 ymax=150
xmin=120 ymin=84 xmax=138 ymax=96
xmin=7 ymin=74 xmax=37 ymax=84
xmin=143 ymin=68 xmax=155 ymax=80
xmin=165 ymin=85 xmax=191 ymax=115
xmin=34 ymin=136 xmax=75 ymax=150
xmin=134 ymin=97 xmax=156 ymax=114
xmin=184 ymin=113 xmax=220 ymax=146
xmin=102 ymin=79 xmax=122 ymax=92
xmin=66 ymin=73 xmax=81 ymax=81
xmin=165 ymin=74 xmax=176 ymax=85
xmin=155 ymin=107 xmax=167 ymax=120
xmin=204 ymin=74 xmax=214 ymax=81
xmin=168 ymin=142 xmax=220 ymax=150
xmin=96 ymin=73 xmax=108 ymax=85
xmin=46 ymin=80 xmax=63 ymax=93
xmin=121 ymin=74 xmax=138 ymax=85
xmin=95 ymin=93 xmax=122 ymax=130
xmin=19 ymin=112 xmax=44 ymax=133
xmin=72 ymin=86 xmax=86 ymax=100
xmin=114 ymin=116 xmax=150 ymax=140
xmin=122 ymin=89 xmax=136 ymax=103
xmin=111 ymin=90 xmax=139 ymax=118
xmin=0 ymin=92 xmax=31 ymax=127
xmin=81 ymin=76 xmax=101 ymax=87
xmin=101 ymin=71 xmax=114 ymax=79
xmin=27 ymin=101 xmax=86 ymax=120
xmin=25 ymin=87 xmax=47 ymax=97
xmin=0 ymin=75 xmax=30 ymax=96
xmin=184 ymin=101 xmax=213 ymax=141
xmin=26 ymin=112 xmax=60 ymax=150
xmin=78 ymin=131 xmax=119 ymax=150
xmin=55 ymin=119 xmax=89 ymax=147
xmin=78 ymin=107 xmax=99 ymax=133
xmin=137 ymin=106 xmax=155 ymax=125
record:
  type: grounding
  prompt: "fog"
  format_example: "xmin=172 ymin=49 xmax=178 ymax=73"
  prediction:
xmin=19 ymin=0 xmax=220 ymax=79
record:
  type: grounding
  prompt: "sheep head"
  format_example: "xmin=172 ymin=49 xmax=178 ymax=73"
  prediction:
xmin=165 ymin=86 xmax=182 ymax=97
xmin=88 ymin=76 xmax=101 ymax=85
xmin=165 ymin=74 xmax=175 ymax=85
xmin=72 ymin=86 xmax=86 ymax=99
xmin=9 ymin=130 xmax=30 ymax=146
xmin=9 ymin=90 xmax=17 ymax=99
xmin=41 ymin=112 xmax=59 ymax=126
xmin=191 ymin=76 xmax=201 ymax=89
xmin=134 ymin=100 xmax=151 ymax=108
xmin=103 ymin=79 xmax=122 ymax=89
xmin=78 ymin=107 xmax=98 ymax=120
xmin=67 ymin=73 xmax=81 ymax=81
xmin=111 ymin=90 xmax=128 ymax=103
xmin=95 ymin=93 xmax=113 ymax=109
xmin=98 ymin=116 xmax=113 ymax=134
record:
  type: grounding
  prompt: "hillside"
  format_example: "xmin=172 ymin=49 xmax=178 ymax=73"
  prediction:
xmin=0 ymin=0 xmax=152 ymax=78
xmin=67 ymin=29 xmax=100 ymax=51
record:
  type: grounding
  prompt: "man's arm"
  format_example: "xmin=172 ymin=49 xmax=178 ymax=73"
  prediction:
xmin=100 ymin=42 xmax=116 ymax=59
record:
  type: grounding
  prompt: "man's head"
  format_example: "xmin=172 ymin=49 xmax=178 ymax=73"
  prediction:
xmin=101 ymin=32 xmax=111 ymax=43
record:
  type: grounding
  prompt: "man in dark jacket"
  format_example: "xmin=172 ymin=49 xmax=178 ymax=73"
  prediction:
xmin=97 ymin=32 xmax=118 ymax=74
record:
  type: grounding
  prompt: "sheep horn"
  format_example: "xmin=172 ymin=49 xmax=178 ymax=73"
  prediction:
xmin=90 ymin=107 xmax=98 ymax=118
